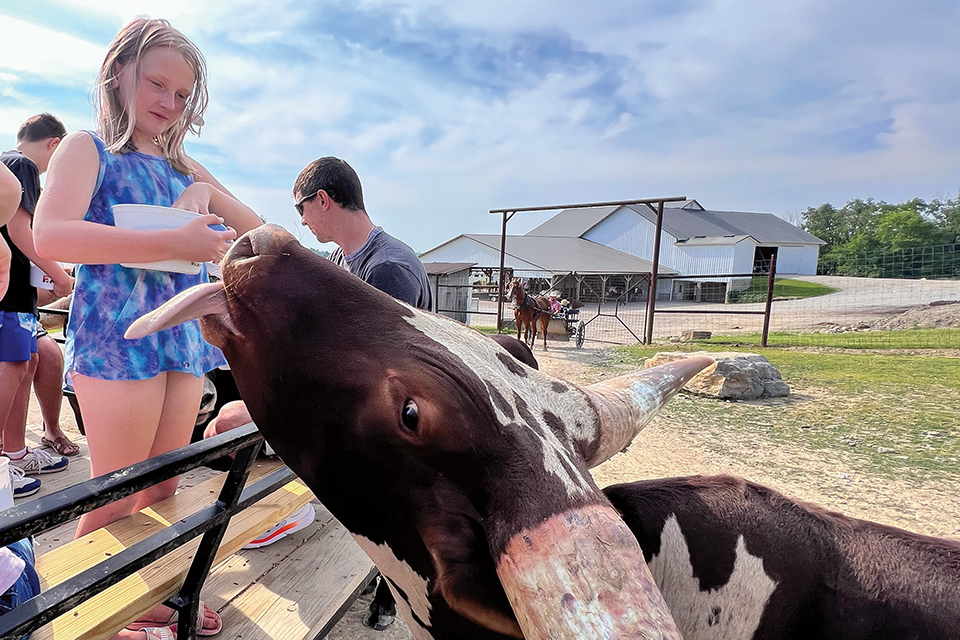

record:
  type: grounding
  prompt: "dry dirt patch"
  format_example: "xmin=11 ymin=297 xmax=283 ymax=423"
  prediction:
xmin=535 ymin=344 xmax=960 ymax=541
xmin=869 ymin=300 xmax=960 ymax=330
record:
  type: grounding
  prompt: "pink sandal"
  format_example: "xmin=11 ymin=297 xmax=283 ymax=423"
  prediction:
xmin=139 ymin=627 xmax=175 ymax=640
xmin=127 ymin=602 xmax=222 ymax=637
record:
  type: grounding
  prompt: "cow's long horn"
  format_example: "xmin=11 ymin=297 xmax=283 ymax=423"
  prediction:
xmin=497 ymin=503 xmax=682 ymax=639
xmin=581 ymin=356 xmax=712 ymax=467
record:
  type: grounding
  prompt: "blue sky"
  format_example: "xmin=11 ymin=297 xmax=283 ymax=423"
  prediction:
xmin=2 ymin=0 xmax=959 ymax=252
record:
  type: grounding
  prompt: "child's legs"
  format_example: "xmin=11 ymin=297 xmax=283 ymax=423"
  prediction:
xmin=34 ymin=335 xmax=65 ymax=434
xmin=0 ymin=361 xmax=32 ymax=450
xmin=73 ymin=374 xmax=168 ymax=538
xmin=133 ymin=371 xmax=204 ymax=511
xmin=2 ymin=354 xmax=38 ymax=453
xmin=0 ymin=314 xmax=39 ymax=451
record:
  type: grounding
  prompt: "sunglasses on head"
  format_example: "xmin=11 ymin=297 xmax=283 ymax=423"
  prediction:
xmin=295 ymin=190 xmax=321 ymax=216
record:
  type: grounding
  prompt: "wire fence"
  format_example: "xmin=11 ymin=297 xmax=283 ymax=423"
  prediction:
xmin=450 ymin=259 xmax=960 ymax=350
xmin=818 ymin=243 xmax=960 ymax=279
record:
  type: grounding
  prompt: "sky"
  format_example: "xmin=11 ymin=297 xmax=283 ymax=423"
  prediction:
xmin=2 ymin=0 xmax=959 ymax=253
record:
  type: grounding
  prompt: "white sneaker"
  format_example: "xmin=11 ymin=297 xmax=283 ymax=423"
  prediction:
xmin=7 ymin=448 xmax=68 ymax=475
xmin=243 ymin=503 xmax=316 ymax=549
xmin=9 ymin=466 xmax=41 ymax=498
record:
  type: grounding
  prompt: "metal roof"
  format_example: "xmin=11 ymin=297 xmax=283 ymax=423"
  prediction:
xmin=675 ymin=234 xmax=751 ymax=246
xmin=625 ymin=205 xmax=825 ymax=245
xmin=423 ymin=262 xmax=475 ymax=275
xmin=464 ymin=234 xmax=677 ymax=275
xmin=524 ymin=205 xmax=619 ymax=238
xmin=525 ymin=201 xmax=823 ymax=246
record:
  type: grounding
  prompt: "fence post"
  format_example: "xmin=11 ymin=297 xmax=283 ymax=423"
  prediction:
xmin=761 ymin=253 xmax=777 ymax=347
xmin=644 ymin=201 xmax=665 ymax=345
xmin=496 ymin=211 xmax=514 ymax=333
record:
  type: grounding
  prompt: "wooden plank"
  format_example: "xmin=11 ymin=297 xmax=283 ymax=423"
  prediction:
xmin=31 ymin=458 xmax=315 ymax=640
xmin=203 ymin=503 xmax=375 ymax=640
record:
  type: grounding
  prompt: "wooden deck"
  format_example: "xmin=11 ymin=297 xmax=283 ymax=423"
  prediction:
xmin=21 ymin=394 xmax=375 ymax=640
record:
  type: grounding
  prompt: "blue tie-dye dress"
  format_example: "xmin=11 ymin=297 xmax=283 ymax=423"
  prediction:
xmin=64 ymin=133 xmax=225 ymax=385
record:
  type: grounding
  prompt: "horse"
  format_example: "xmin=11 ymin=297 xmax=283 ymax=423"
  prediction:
xmin=505 ymin=278 xmax=551 ymax=350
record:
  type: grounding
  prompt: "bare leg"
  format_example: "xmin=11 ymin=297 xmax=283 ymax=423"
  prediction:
xmin=133 ymin=371 xmax=204 ymax=511
xmin=76 ymin=371 xmax=219 ymax=637
xmin=1 ymin=356 xmax=38 ymax=453
xmin=73 ymin=372 xmax=202 ymax=537
xmin=34 ymin=336 xmax=78 ymax=454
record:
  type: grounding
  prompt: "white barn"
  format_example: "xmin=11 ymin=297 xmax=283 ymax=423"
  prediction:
xmin=420 ymin=199 xmax=824 ymax=302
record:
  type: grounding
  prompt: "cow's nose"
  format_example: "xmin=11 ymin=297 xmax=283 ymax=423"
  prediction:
xmin=224 ymin=231 xmax=255 ymax=262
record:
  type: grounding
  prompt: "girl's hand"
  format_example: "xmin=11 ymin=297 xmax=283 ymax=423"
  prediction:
xmin=175 ymin=214 xmax=237 ymax=263
xmin=172 ymin=183 xmax=214 ymax=214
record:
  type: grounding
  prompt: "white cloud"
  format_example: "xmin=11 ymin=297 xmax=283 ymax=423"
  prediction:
xmin=0 ymin=17 xmax=103 ymax=85
xmin=4 ymin=0 xmax=959 ymax=252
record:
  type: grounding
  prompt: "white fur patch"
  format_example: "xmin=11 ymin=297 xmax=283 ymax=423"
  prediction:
xmin=403 ymin=311 xmax=600 ymax=497
xmin=353 ymin=534 xmax=436 ymax=640
xmin=648 ymin=516 xmax=778 ymax=640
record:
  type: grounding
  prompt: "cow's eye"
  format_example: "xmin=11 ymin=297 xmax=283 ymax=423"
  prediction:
xmin=401 ymin=399 xmax=419 ymax=432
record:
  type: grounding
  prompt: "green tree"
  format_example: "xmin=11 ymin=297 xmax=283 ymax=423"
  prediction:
xmin=926 ymin=195 xmax=960 ymax=243
xmin=801 ymin=198 xmax=882 ymax=251
xmin=874 ymin=208 xmax=947 ymax=250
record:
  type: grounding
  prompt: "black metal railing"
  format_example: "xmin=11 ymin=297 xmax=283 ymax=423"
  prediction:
xmin=0 ymin=423 xmax=292 ymax=640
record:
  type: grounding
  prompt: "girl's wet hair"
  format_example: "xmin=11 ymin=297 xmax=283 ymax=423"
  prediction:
xmin=94 ymin=18 xmax=208 ymax=175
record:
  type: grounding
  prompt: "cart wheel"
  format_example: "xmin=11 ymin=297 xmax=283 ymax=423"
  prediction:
xmin=575 ymin=321 xmax=585 ymax=349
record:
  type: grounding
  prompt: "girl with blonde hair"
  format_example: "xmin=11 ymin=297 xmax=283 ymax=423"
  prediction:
xmin=35 ymin=18 xmax=261 ymax=640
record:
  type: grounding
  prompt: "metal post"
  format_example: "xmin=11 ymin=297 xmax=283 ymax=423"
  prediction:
xmin=644 ymin=201 xmax=665 ymax=345
xmin=174 ymin=438 xmax=261 ymax=639
xmin=761 ymin=253 xmax=777 ymax=347
xmin=496 ymin=211 xmax=514 ymax=333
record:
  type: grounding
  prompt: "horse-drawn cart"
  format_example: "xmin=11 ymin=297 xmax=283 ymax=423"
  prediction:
xmin=545 ymin=306 xmax=585 ymax=347
xmin=507 ymin=278 xmax=586 ymax=348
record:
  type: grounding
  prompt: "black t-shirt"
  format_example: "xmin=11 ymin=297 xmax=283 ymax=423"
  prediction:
xmin=0 ymin=150 xmax=39 ymax=314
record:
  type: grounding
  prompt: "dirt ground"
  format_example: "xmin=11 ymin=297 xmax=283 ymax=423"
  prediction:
xmin=328 ymin=333 xmax=959 ymax=639
xmin=537 ymin=344 xmax=960 ymax=541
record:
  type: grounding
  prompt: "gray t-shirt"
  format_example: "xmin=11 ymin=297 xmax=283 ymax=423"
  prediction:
xmin=330 ymin=227 xmax=432 ymax=310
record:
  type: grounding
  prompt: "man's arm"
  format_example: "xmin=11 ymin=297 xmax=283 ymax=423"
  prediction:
xmin=7 ymin=208 xmax=74 ymax=298
xmin=366 ymin=262 xmax=424 ymax=307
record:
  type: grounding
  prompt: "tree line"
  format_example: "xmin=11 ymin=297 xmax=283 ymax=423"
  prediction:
xmin=800 ymin=195 xmax=960 ymax=277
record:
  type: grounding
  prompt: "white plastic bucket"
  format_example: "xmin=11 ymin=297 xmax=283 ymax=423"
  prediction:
xmin=0 ymin=458 xmax=14 ymax=511
xmin=112 ymin=204 xmax=205 ymax=275
xmin=29 ymin=263 xmax=55 ymax=290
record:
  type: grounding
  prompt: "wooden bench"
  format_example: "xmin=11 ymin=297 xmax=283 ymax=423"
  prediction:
xmin=1 ymin=434 xmax=375 ymax=640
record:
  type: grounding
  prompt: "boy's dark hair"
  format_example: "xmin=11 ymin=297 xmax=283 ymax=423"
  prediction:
xmin=294 ymin=157 xmax=365 ymax=211
xmin=17 ymin=113 xmax=67 ymax=143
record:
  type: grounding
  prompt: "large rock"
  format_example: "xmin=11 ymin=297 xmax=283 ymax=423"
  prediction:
xmin=644 ymin=351 xmax=790 ymax=400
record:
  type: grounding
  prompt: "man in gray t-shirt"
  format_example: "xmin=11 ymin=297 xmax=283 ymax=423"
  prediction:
xmin=294 ymin=157 xmax=431 ymax=311
xmin=293 ymin=156 xmax=430 ymax=630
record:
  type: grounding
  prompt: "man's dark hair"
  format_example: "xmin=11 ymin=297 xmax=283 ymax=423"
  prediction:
xmin=17 ymin=113 xmax=67 ymax=143
xmin=294 ymin=157 xmax=365 ymax=211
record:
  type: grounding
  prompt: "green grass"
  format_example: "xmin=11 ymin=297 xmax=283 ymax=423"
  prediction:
xmin=697 ymin=328 xmax=960 ymax=349
xmin=473 ymin=326 xmax=517 ymax=335
xmin=731 ymin=277 xmax=838 ymax=303
xmin=610 ymin=344 xmax=960 ymax=479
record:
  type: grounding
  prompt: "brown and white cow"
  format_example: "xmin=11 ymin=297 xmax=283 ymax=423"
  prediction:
xmin=129 ymin=225 xmax=711 ymax=639
xmin=606 ymin=475 xmax=960 ymax=640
